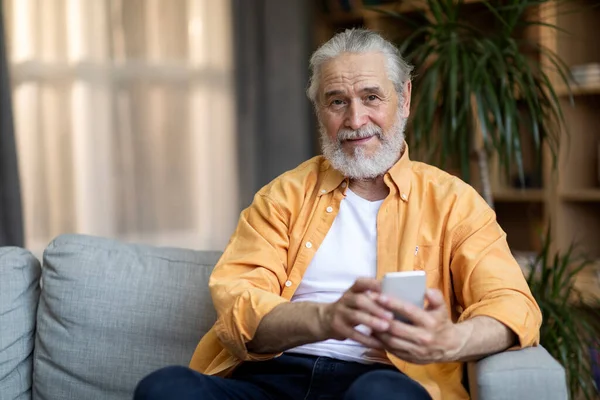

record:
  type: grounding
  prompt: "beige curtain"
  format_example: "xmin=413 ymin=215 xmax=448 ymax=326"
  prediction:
xmin=3 ymin=0 xmax=238 ymax=253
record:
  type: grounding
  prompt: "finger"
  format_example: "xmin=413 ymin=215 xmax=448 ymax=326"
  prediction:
xmin=337 ymin=324 xmax=386 ymax=349
xmin=385 ymin=320 xmax=434 ymax=347
xmin=340 ymin=307 xmax=390 ymax=332
xmin=375 ymin=331 xmax=445 ymax=364
xmin=345 ymin=292 xmax=394 ymax=321
xmin=374 ymin=332 xmax=424 ymax=355
xmin=425 ymin=289 xmax=445 ymax=310
xmin=349 ymin=330 xmax=386 ymax=349
xmin=349 ymin=278 xmax=382 ymax=294
xmin=376 ymin=295 xmax=436 ymax=328
xmin=365 ymin=291 xmax=378 ymax=300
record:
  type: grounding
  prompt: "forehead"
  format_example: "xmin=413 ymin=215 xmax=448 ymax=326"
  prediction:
xmin=319 ymin=52 xmax=391 ymax=92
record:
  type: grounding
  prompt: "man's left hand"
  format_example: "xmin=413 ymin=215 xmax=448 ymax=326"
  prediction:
xmin=369 ymin=289 xmax=466 ymax=365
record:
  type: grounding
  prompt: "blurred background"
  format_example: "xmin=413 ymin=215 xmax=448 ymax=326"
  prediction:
xmin=0 ymin=0 xmax=599 ymax=264
xmin=0 ymin=0 xmax=315 ymax=253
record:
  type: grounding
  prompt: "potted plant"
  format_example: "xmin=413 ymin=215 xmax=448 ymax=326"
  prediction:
xmin=525 ymin=227 xmax=600 ymax=399
xmin=373 ymin=0 xmax=571 ymax=207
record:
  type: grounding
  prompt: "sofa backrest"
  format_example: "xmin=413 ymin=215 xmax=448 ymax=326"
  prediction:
xmin=0 ymin=247 xmax=41 ymax=400
xmin=33 ymin=234 xmax=221 ymax=400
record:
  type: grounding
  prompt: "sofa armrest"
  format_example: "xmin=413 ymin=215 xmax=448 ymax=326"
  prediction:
xmin=468 ymin=346 xmax=568 ymax=400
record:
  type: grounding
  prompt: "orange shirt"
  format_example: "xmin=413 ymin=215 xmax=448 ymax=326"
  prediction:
xmin=189 ymin=146 xmax=541 ymax=399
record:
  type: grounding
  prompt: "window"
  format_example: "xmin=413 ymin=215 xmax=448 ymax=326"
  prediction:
xmin=3 ymin=0 xmax=238 ymax=253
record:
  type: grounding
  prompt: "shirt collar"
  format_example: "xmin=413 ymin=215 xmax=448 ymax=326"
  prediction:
xmin=386 ymin=142 xmax=412 ymax=202
xmin=318 ymin=142 xmax=413 ymax=202
xmin=318 ymin=161 xmax=346 ymax=196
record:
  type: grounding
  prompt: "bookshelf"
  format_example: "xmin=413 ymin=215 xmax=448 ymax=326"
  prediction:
xmin=312 ymin=0 xmax=600 ymax=300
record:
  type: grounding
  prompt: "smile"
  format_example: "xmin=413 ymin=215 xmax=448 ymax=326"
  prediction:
xmin=344 ymin=135 xmax=375 ymax=145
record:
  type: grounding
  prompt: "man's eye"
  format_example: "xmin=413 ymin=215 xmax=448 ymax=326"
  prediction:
xmin=367 ymin=95 xmax=379 ymax=102
xmin=330 ymin=99 xmax=345 ymax=107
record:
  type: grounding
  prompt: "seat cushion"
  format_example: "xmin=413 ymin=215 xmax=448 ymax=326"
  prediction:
xmin=33 ymin=234 xmax=220 ymax=400
xmin=0 ymin=247 xmax=41 ymax=400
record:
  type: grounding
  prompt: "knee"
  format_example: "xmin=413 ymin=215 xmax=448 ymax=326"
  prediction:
xmin=134 ymin=365 xmax=197 ymax=400
xmin=345 ymin=370 xmax=431 ymax=400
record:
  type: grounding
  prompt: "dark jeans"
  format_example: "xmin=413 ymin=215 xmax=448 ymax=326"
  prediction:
xmin=134 ymin=353 xmax=432 ymax=400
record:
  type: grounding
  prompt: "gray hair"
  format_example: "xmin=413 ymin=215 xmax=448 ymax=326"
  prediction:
xmin=307 ymin=28 xmax=413 ymax=105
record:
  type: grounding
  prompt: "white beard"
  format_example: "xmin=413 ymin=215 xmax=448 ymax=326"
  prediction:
xmin=320 ymin=111 xmax=407 ymax=180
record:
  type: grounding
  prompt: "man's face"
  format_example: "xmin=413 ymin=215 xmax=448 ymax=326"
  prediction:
xmin=317 ymin=52 xmax=411 ymax=179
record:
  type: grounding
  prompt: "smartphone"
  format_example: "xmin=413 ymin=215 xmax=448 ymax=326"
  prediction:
xmin=381 ymin=271 xmax=427 ymax=323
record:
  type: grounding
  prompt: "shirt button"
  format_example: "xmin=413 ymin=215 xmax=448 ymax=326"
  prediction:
xmin=326 ymin=206 xmax=333 ymax=213
xmin=321 ymin=189 xmax=327 ymax=194
xmin=341 ymin=182 xmax=347 ymax=188
xmin=285 ymin=280 xmax=292 ymax=287
xmin=401 ymin=193 xmax=408 ymax=201
xmin=305 ymin=241 xmax=313 ymax=248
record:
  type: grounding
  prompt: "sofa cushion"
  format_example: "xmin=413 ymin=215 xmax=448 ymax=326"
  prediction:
xmin=33 ymin=234 xmax=220 ymax=400
xmin=0 ymin=247 xmax=41 ymax=400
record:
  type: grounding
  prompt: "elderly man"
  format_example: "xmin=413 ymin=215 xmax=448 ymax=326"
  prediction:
xmin=134 ymin=29 xmax=541 ymax=400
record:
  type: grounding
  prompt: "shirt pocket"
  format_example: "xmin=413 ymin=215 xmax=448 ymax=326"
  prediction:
xmin=413 ymin=244 xmax=442 ymax=289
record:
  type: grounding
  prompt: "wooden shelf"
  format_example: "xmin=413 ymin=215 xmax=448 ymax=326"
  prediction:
xmin=493 ymin=189 xmax=545 ymax=202
xmin=573 ymin=260 xmax=600 ymax=305
xmin=556 ymin=82 xmax=600 ymax=97
xmin=523 ymin=260 xmax=600 ymax=305
xmin=560 ymin=189 xmax=600 ymax=202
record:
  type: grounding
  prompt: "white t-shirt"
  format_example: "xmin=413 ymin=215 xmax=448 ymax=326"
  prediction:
xmin=286 ymin=189 xmax=384 ymax=363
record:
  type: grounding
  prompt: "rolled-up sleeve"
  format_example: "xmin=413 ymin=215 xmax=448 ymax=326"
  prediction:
xmin=447 ymin=189 xmax=542 ymax=348
xmin=210 ymin=192 xmax=290 ymax=361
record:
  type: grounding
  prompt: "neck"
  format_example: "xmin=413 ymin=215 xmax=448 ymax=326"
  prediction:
xmin=349 ymin=176 xmax=389 ymax=201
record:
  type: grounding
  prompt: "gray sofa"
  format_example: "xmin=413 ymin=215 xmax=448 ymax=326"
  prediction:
xmin=0 ymin=234 xmax=568 ymax=400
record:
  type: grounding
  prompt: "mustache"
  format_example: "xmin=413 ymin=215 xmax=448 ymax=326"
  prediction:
xmin=337 ymin=124 xmax=383 ymax=143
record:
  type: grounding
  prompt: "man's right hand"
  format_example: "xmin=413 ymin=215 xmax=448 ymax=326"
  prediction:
xmin=247 ymin=278 xmax=394 ymax=355
xmin=319 ymin=278 xmax=395 ymax=349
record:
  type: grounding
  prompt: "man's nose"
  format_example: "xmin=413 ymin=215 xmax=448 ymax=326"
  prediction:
xmin=344 ymin=100 xmax=369 ymax=131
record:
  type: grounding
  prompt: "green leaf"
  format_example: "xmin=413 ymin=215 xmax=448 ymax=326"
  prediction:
xmin=527 ymin=227 xmax=600 ymax=398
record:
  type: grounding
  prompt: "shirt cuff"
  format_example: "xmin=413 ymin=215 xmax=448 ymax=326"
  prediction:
xmin=214 ymin=289 xmax=288 ymax=361
xmin=458 ymin=296 xmax=541 ymax=349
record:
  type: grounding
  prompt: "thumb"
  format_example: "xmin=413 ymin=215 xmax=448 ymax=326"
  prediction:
xmin=350 ymin=278 xmax=382 ymax=294
xmin=425 ymin=288 xmax=445 ymax=310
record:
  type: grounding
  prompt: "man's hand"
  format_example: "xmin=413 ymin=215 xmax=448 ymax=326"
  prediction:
xmin=369 ymin=289 xmax=465 ymax=364
xmin=247 ymin=278 xmax=394 ymax=355
xmin=320 ymin=278 xmax=395 ymax=349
